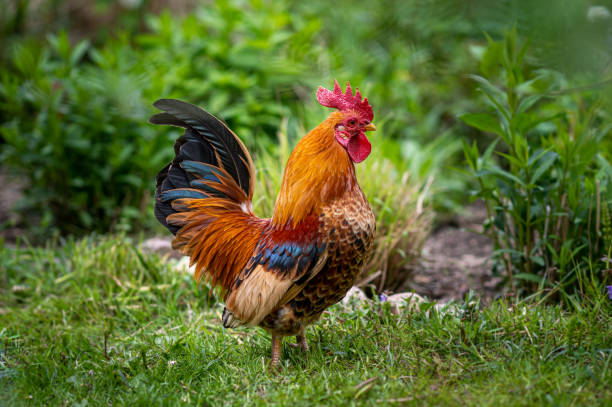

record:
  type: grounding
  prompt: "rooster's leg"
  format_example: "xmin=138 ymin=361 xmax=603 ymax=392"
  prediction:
xmin=296 ymin=327 xmax=309 ymax=351
xmin=289 ymin=327 xmax=309 ymax=351
xmin=295 ymin=334 xmax=309 ymax=351
xmin=270 ymin=335 xmax=282 ymax=368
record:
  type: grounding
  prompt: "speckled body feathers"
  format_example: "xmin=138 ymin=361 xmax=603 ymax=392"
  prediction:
xmin=261 ymin=188 xmax=375 ymax=335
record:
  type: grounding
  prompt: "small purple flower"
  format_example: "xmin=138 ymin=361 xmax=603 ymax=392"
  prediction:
xmin=607 ymin=285 xmax=612 ymax=300
xmin=379 ymin=294 xmax=388 ymax=302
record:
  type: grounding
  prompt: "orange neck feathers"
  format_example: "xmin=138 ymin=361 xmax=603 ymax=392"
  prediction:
xmin=272 ymin=112 xmax=356 ymax=227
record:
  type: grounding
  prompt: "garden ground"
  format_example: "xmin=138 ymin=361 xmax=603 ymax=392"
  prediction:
xmin=1 ymin=236 xmax=610 ymax=406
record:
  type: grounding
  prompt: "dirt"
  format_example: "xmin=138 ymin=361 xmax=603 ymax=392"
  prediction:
xmin=404 ymin=201 xmax=501 ymax=302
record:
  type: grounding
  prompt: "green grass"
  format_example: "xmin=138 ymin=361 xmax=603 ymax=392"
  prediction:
xmin=1 ymin=236 xmax=610 ymax=406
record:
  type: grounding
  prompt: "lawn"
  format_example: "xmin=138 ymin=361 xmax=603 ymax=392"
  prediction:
xmin=1 ymin=237 xmax=610 ymax=406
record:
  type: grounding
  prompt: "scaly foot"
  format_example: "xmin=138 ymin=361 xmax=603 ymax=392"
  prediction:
xmin=269 ymin=335 xmax=282 ymax=369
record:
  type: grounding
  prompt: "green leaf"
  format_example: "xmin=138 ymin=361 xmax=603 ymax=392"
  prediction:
xmin=516 ymin=94 xmax=543 ymax=114
xmin=70 ymin=40 xmax=90 ymax=66
xmin=480 ymin=41 xmax=502 ymax=78
xmin=493 ymin=248 xmax=524 ymax=257
xmin=479 ymin=138 xmax=501 ymax=169
xmin=517 ymin=112 xmax=565 ymax=134
xmin=496 ymin=151 xmax=525 ymax=169
xmin=514 ymin=273 xmax=544 ymax=283
xmin=487 ymin=165 xmax=526 ymax=187
xmin=459 ymin=113 xmax=503 ymax=136
xmin=529 ymin=256 xmax=545 ymax=267
xmin=462 ymin=139 xmax=477 ymax=170
xmin=530 ymin=152 xmax=557 ymax=184
xmin=466 ymin=74 xmax=507 ymax=103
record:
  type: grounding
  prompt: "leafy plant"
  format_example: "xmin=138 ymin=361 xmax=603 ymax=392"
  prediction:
xmin=0 ymin=32 xmax=171 ymax=236
xmin=461 ymin=30 xmax=612 ymax=295
xmin=138 ymin=1 xmax=324 ymax=151
xmin=1 ymin=0 xmax=482 ymax=240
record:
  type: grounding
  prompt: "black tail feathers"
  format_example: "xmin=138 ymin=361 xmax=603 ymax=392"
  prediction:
xmin=149 ymin=99 xmax=254 ymax=234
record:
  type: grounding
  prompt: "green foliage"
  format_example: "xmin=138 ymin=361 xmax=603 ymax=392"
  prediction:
xmin=461 ymin=30 xmax=612 ymax=295
xmin=138 ymin=1 xmax=324 ymax=150
xmin=0 ymin=32 xmax=170 ymax=236
xmin=3 ymin=0 xmax=611 ymax=242
xmin=463 ymin=0 xmax=612 ymax=77
xmin=1 ymin=236 xmax=610 ymax=406
xmin=0 ymin=0 xmax=486 ymax=237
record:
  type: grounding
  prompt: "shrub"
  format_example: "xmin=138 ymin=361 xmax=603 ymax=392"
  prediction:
xmin=461 ymin=30 xmax=612 ymax=295
xmin=138 ymin=1 xmax=324 ymax=150
xmin=1 ymin=0 xmax=482 ymax=237
xmin=0 ymin=32 xmax=169 ymax=236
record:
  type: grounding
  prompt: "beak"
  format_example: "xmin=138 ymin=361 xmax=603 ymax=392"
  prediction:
xmin=364 ymin=123 xmax=376 ymax=132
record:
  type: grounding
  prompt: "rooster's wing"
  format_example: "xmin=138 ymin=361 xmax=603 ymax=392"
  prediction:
xmin=222 ymin=219 xmax=329 ymax=328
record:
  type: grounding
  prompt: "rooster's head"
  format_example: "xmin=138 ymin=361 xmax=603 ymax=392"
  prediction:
xmin=316 ymin=80 xmax=376 ymax=163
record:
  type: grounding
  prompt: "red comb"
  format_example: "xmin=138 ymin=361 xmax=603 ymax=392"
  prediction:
xmin=316 ymin=80 xmax=373 ymax=121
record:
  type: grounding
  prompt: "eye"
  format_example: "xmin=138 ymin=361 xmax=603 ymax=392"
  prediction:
xmin=348 ymin=119 xmax=356 ymax=126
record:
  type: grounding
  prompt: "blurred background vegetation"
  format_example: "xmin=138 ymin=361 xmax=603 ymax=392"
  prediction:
xmin=1 ymin=0 xmax=611 ymax=297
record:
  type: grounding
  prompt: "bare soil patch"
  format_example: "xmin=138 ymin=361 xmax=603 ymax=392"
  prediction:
xmin=404 ymin=201 xmax=501 ymax=302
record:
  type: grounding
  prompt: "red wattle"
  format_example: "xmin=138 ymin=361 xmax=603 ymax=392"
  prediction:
xmin=347 ymin=131 xmax=371 ymax=163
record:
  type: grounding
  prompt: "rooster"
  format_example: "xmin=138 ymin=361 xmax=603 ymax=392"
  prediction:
xmin=150 ymin=80 xmax=376 ymax=367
